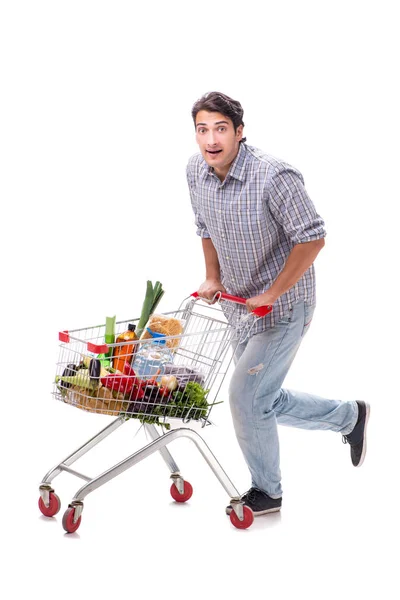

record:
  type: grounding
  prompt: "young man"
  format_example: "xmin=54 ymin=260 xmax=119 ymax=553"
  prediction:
xmin=186 ymin=91 xmax=370 ymax=516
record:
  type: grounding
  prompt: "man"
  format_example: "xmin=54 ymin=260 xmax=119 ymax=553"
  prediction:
xmin=186 ymin=91 xmax=370 ymax=516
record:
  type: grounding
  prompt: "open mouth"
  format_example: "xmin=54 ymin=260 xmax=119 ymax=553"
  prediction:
xmin=206 ymin=149 xmax=223 ymax=155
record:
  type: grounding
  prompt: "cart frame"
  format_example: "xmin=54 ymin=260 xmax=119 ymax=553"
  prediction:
xmin=38 ymin=293 xmax=272 ymax=532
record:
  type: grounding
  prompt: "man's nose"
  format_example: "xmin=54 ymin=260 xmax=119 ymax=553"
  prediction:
xmin=207 ymin=131 xmax=217 ymax=146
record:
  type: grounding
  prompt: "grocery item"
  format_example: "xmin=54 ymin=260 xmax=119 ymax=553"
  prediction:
xmin=59 ymin=364 xmax=80 ymax=389
xmin=140 ymin=314 xmax=183 ymax=349
xmin=64 ymin=385 xmax=130 ymax=416
xmin=125 ymin=383 xmax=170 ymax=414
xmin=82 ymin=355 xmax=109 ymax=378
xmin=123 ymin=361 xmax=136 ymax=376
xmin=160 ymin=374 xmax=178 ymax=391
xmin=136 ymin=280 xmax=164 ymax=337
xmin=55 ymin=369 xmax=98 ymax=392
xmin=132 ymin=332 xmax=174 ymax=381
xmin=88 ymin=358 xmax=101 ymax=382
xmin=105 ymin=315 xmax=116 ymax=360
xmin=168 ymin=382 xmax=210 ymax=420
xmin=162 ymin=364 xmax=205 ymax=390
xmin=112 ymin=324 xmax=138 ymax=372
xmin=100 ymin=373 xmax=136 ymax=395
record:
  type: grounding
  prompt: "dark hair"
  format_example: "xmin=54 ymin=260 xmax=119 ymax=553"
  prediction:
xmin=191 ymin=91 xmax=247 ymax=143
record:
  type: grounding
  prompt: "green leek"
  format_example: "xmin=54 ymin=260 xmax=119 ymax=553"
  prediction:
xmin=136 ymin=280 xmax=164 ymax=337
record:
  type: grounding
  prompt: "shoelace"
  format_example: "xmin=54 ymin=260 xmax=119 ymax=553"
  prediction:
xmin=242 ymin=488 xmax=259 ymax=503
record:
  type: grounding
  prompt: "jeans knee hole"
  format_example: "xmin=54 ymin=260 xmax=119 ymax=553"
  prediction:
xmin=247 ymin=363 xmax=264 ymax=375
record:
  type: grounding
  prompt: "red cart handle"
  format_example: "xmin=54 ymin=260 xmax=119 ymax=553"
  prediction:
xmin=191 ymin=291 xmax=273 ymax=318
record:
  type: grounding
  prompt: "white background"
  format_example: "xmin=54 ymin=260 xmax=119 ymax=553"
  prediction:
xmin=1 ymin=1 xmax=399 ymax=598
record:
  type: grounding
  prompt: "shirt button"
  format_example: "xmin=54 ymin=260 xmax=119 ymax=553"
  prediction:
xmin=226 ymin=256 xmax=230 ymax=260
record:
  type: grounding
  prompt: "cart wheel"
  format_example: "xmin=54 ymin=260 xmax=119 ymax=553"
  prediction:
xmin=170 ymin=480 xmax=193 ymax=503
xmin=38 ymin=492 xmax=61 ymax=517
xmin=229 ymin=505 xmax=254 ymax=529
xmin=62 ymin=507 xmax=82 ymax=534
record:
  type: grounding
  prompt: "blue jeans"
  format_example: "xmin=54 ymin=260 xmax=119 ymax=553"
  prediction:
xmin=229 ymin=301 xmax=358 ymax=498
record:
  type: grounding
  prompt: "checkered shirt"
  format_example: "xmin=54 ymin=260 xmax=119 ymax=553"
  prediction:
xmin=186 ymin=142 xmax=327 ymax=335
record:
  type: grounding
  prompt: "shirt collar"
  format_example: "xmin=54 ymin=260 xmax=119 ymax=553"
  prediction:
xmin=202 ymin=142 xmax=248 ymax=182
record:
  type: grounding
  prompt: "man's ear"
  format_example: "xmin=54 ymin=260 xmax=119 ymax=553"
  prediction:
xmin=236 ymin=124 xmax=244 ymax=141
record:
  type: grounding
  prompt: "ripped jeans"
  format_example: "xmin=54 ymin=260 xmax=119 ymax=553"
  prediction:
xmin=229 ymin=301 xmax=358 ymax=498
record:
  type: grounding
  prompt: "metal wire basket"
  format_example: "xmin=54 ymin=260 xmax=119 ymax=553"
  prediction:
xmin=54 ymin=293 xmax=271 ymax=426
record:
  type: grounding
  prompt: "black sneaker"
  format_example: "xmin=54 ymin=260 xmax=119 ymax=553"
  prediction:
xmin=342 ymin=401 xmax=370 ymax=467
xmin=226 ymin=487 xmax=282 ymax=516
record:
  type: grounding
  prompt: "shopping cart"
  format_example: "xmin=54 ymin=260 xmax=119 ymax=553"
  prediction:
xmin=38 ymin=292 xmax=272 ymax=532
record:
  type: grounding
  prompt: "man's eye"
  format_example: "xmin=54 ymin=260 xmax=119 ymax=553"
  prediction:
xmin=218 ymin=127 xmax=226 ymax=132
xmin=198 ymin=128 xmax=206 ymax=134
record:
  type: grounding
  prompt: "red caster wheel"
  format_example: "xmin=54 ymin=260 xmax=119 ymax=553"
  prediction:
xmin=38 ymin=492 xmax=61 ymax=517
xmin=229 ymin=505 xmax=254 ymax=529
xmin=170 ymin=480 xmax=193 ymax=503
xmin=62 ymin=507 xmax=82 ymax=534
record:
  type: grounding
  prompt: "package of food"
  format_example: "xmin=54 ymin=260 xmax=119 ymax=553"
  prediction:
xmin=139 ymin=314 xmax=185 ymax=349
xmin=162 ymin=364 xmax=206 ymax=390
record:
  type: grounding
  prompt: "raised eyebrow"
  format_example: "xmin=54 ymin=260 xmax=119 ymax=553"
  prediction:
xmin=196 ymin=121 xmax=229 ymax=128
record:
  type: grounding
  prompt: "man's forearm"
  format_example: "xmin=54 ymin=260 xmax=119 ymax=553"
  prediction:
xmin=197 ymin=238 xmax=226 ymax=300
xmin=268 ymin=239 xmax=325 ymax=301
xmin=202 ymin=238 xmax=221 ymax=281
xmin=246 ymin=239 xmax=325 ymax=310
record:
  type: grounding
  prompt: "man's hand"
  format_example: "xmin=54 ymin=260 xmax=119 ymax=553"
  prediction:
xmin=246 ymin=290 xmax=277 ymax=313
xmin=198 ymin=279 xmax=227 ymax=302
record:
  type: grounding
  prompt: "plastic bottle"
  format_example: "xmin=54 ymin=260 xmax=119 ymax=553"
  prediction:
xmin=132 ymin=330 xmax=173 ymax=381
xmin=112 ymin=324 xmax=138 ymax=372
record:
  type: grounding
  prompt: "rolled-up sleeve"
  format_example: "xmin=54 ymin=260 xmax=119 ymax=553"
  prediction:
xmin=268 ymin=168 xmax=326 ymax=244
xmin=186 ymin=162 xmax=211 ymax=239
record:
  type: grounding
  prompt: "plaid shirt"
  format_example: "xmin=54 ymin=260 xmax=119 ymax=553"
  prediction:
xmin=187 ymin=142 xmax=326 ymax=334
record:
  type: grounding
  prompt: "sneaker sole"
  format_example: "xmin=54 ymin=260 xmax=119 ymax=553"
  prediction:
xmin=226 ymin=505 xmax=281 ymax=516
xmin=355 ymin=402 xmax=370 ymax=467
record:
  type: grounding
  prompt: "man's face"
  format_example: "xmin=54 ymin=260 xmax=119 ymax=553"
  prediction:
xmin=195 ymin=110 xmax=243 ymax=177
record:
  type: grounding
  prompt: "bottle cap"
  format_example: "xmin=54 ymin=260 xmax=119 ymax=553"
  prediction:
xmin=128 ymin=324 xmax=136 ymax=332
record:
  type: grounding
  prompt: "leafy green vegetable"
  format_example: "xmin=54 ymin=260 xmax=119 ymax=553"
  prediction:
xmin=123 ymin=381 xmax=214 ymax=427
xmin=170 ymin=382 xmax=210 ymax=420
